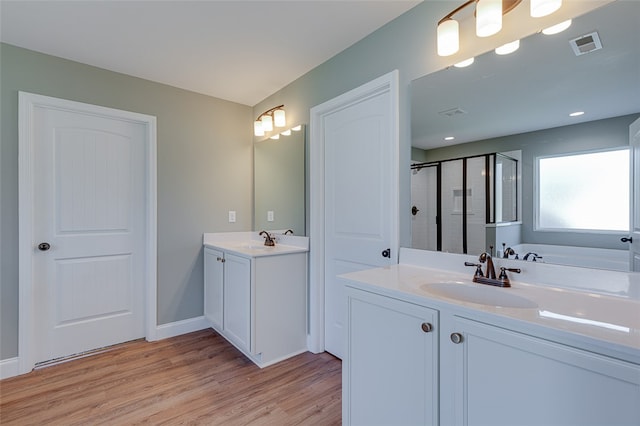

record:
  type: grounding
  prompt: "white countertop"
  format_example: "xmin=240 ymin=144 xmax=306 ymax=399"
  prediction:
xmin=203 ymin=231 xmax=309 ymax=258
xmin=341 ymin=250 xmax=640 ymax=364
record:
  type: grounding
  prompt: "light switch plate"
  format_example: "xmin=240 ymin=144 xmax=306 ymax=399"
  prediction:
xmin=267 ymin=210 xmax=274 ymax=222
xmin=228 ymin=211 xmax=236 ymax=223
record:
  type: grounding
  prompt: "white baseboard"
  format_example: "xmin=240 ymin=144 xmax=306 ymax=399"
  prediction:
xmin=0 ymin=357 xmax=20 ymax=380
xmin=154 ymin=316 xmax=210 ymax=340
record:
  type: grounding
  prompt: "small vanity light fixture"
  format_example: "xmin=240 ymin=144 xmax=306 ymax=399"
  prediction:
xmin=281 ymin=129 xmax=292 ymax=136
xmin=454 ymin=57 xmax=475 ymax=68
xmin=542 ymin=19 xmax=571 ymax=35
xmin=254 ymin=105 xmax=286 ymax=136
xmin=495 ymin=39 xmax=520 ymax=55
xmin=437 ymin=0 xmax=523 ymax=57
xmin=292 ymin=125 xmax=302 ymax=131
xmin=530 ymin=0 xmax=562 ymax=18
xmin=270 ymin=134 xmax=280 ymax=140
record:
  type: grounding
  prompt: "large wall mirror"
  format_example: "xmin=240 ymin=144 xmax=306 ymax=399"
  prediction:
xmin=254 ymin=125 xmax=305 ymax=236
xmin=409 ymin=1 xmax=639 ymax=271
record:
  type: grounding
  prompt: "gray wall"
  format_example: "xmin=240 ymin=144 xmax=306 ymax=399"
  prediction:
xmin=417 ymin=114 xmax=639 ymax=249
xmin=1 ymin=43 xmax=253 ymax=360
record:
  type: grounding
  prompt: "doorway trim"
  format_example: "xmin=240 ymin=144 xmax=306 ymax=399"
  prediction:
xmin=308 ymin=70 xmax=399 ymax=353
xmin=18 ymin=92 xmax=158 ymax=374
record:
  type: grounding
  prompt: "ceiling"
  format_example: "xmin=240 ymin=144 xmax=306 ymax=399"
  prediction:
xmin=411 ymin=0 xmax=640 ymax=150
xmin=0 ymin=0 xmax=421 ymax=106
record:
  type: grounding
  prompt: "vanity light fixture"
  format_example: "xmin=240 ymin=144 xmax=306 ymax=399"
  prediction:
xmin=270 ymin=134 xmax=280 ymax=140
xmin=254 ymin=104 xmax=286 ymax=136
xmin=495 ymin=39 xmax=520 ymax=55
xmin=542 ymin=19 xmax=571 ymax=35
xmin=281 ymin=129 xmax=292 ymax=136
xmin=437 ymin=0 xmax=562 ymax=57
xmin=292 ymin=125 xmax=302 ymax=131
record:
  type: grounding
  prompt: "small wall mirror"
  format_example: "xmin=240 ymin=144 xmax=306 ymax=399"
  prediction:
xmin=254 ymin=125 xmax=305 ymax=236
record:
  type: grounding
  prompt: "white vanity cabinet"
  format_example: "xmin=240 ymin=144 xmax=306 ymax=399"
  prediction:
xmin=203 ymin=244 xmax=307 ymax=368
xmin=344 ymin=283 xmax=640 ymax=426
xmin=344 ymin=287 xmax=439 ymax=426
xmin=440 ymin=315 xmax=640 ymax=426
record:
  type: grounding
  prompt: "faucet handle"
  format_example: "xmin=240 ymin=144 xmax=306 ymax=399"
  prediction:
xmin=465 ymin=262 xmax=484 ymax=278
xmin=498 ymin=267 xmax=521 ymax=280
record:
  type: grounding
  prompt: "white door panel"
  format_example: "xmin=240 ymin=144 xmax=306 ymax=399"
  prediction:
xmin=321 ymin=73 xmax=398 ymax=358
xmin=630 ymin=117 xmax=640 ymax=271
xmin=32 ymin=105 xmax=146 ymax=363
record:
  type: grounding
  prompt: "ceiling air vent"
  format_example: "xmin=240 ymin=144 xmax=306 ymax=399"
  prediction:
xmin=569 ymin=31 xmax=602 ymax=56
xmin=438 ymin=107 xmax=467 ymax=117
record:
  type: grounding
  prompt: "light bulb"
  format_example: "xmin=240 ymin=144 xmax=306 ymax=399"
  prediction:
xmin=274 ymin=109 xmax=286 ymax=127
xmin=542 ymin=19 xmax=571 ymax=35
xmin=495 ymin=40 xmax=520 ymax=55
xmin=476 ymin=0 xmax=502 ymax=37
xmin=261 ymin=114 xmax=273 ymax=132
xmin=254 ymin=120 xmax=264 ymax=137
xmin=437 ymin=19 xmax=459 ymax=56
xmin=454 ymin=58 xmax=475 ymax=68
xmin=531 ymin=0 xmax=562 ymax=18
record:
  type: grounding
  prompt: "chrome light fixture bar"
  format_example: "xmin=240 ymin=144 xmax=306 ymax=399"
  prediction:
xmin=254 ymin=104 xmax=286 ymax=136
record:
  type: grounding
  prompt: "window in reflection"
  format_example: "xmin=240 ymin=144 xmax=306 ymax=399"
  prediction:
xmin=537 ymin=149 xmax=629 ymax=232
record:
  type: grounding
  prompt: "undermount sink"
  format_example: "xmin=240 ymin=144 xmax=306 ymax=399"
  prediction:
xmin=422 ymin=282 xmax=538 ymax=309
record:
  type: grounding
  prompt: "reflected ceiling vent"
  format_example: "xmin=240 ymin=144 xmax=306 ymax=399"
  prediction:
xmin=438 ymin=107 xmax=467 ymax=117
xmin=569 ymin=31 xmax=602 ymax=56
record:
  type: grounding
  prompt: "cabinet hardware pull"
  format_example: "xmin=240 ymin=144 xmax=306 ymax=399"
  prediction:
xmin=216 ymin=257 xmax=226 ymax=262
xmin=421 ymin=322 xmax=433 ymax=333
xmin=38 ymin=242 xmax=51 ymax=251
xmin=450 ymin=332 xmax=463 ymax=344
xmin=621 ymin=237 xmax=633 ymax=243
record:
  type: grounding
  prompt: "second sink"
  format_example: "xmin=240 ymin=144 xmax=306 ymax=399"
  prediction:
xmin=422 ymin=282 xmax=538 ymax=309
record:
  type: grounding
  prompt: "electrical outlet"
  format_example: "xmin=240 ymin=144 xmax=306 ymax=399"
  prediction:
xmin=228 ymin=210 xmax=236 ymax=223
xmin=267 ymin=210 xmax=274 ymax=222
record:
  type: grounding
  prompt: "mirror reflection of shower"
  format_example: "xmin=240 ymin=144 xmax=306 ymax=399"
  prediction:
xmin=411 ymin=152 xmax=519 ymax=254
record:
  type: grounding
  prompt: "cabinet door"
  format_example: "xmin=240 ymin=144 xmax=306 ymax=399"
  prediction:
xmin=204 ymin=247 xmax=224 ymax=331
xmin=442 ymin=316 xmax=640 ymax=426
xmin=223 ymin=253 xmax=251 ymax=353
xmin=344 ymin=287 xmax=438 ymax=426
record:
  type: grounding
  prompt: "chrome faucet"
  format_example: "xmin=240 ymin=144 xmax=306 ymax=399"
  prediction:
xmin=478 ymin=252 xmax=496 ymax=279
xmin=259 ymin=231 xmax=276 ymax=246
xmin=503 ymin=247 xmax=515 ymax=258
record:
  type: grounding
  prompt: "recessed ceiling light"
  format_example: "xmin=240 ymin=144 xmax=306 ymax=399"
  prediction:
xmin=454 ymin=58 xmax=475 ymax=68
xmin=542 ymin=19 xmax=572 ymax=35
xmin=569 ymin=111 xmax=585 ymax=117
xmin=444 ymin=136 xmax=455 ymax=141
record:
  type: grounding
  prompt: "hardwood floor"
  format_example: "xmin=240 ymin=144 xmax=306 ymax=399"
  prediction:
xmin=0 ymin=329 xmax=342 ymax=425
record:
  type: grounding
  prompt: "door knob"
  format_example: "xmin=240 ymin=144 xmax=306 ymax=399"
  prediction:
xmin=38 ymin=242 xmax=51 ymax=251
xmin=621 ymin=237 xmax=633 ymax=243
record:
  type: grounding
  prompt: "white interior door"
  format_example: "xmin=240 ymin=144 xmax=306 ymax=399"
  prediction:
xmin=21 ymin=93 xmax=152 ymax=366
xmin=310 ymin=71 xmax=399 ymax=359
xmin=629 ymin=117 xmax=640 ymax=271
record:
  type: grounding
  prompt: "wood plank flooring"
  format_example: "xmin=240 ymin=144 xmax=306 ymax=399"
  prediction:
xmin=0 ymin=329 xmax=342 ymax=425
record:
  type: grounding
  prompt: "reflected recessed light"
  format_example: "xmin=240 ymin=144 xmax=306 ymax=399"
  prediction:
xmin=270 ymin=134 xmax=280 ymax=140
xmin=444 ymin=136 xmax=455 ymax=141
xmin=542 ymin=19 xmax=572 ymax=35
xmin=281 ymin=129 xmax=292 ymax=136
xmin=454 ymin=57 xmax=475 ymax=68
xmin=569 ymin=111 xmax=584 ymax=117
xmin=292 ymin=125 xmax=302 ymax=131
xmin=495 ymin=40 xmax=520 ymax=55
